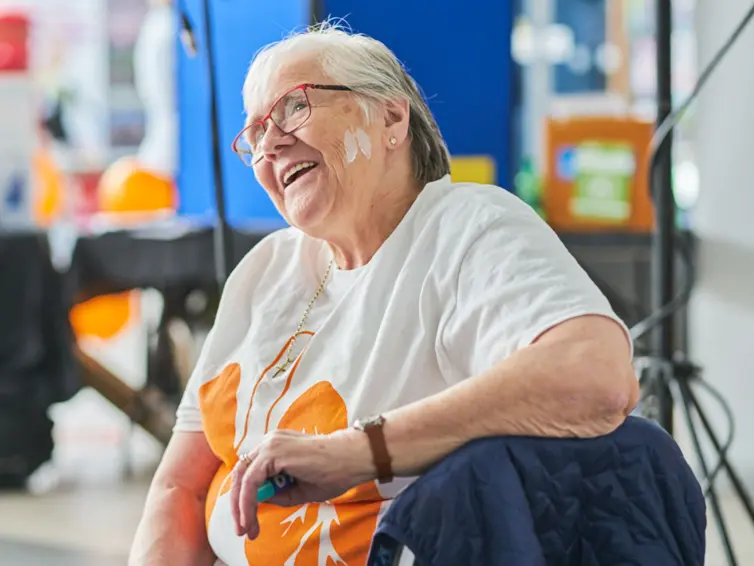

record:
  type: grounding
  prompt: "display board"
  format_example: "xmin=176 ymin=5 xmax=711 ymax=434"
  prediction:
xmin=175 ymin=0 xmax=310 ymax=227
xmin=320 ymin=0 xmax=515 ymax=189
xmin=176 ymin=1 xmax=515 ymax=227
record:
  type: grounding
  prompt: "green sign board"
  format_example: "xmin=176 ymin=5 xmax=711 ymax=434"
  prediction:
xmin=571 ymin=142 xmax=636 ymax=223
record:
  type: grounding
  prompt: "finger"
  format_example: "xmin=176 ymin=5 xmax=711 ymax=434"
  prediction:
xmin=240 ymin=459 xmax=271 ymax=540
xmin=239 ymin=462 xmax=263 ymax=539
xmin=230 ymin=455 xmax=253 ymax=535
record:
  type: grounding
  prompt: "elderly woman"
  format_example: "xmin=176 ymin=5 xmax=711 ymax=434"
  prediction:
xmin=129 ymin=24 xmax=639 ymax=566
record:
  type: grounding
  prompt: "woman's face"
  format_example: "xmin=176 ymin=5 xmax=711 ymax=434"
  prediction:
xmin=247 ymin=56 xmax=388 ymax=236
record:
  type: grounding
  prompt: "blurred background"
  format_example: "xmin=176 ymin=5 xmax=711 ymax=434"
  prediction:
xmin=0 ymin=0 xmax=752 ymax=564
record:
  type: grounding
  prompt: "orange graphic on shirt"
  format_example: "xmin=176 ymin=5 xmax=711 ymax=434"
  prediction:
xmin=200 ymin=337 xmax=312 ymax=533
xmin=198 ymin=363 xmax=241 ymax=527
xmin=199 ymin=333 xmax=314 ymax=525
xmin=244 ymin=381 xmax=384 ymax=566
xmin=199 ymin=361 xmax=385 ymax=566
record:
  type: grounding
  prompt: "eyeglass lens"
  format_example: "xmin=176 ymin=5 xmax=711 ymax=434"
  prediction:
xmin=236 ymin=88 xmax=311 ymax=165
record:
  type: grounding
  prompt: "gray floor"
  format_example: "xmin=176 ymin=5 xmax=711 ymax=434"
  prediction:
xmin=0 ymin=472 xmax=147 ymax=566
xmin=0 ymin=539 xmax=125 ymax=566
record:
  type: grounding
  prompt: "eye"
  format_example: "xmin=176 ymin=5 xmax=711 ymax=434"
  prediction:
xmin=284 ymin=99 xmax=308 ymax=116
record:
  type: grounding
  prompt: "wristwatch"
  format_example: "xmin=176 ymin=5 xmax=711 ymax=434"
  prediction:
xmin=353 ymin=414 xmax=393 ymax=484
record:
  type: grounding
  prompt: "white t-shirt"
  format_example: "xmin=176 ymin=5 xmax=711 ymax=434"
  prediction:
xmin=175 ymin=175 xmax=630 ymax=566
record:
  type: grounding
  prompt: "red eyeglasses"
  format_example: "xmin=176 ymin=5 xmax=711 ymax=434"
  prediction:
xmin=232 ymin=83 xmax=352 ymax=166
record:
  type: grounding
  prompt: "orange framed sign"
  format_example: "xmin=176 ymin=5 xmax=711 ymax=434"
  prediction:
xmin=543 ymin=116 xmax=654 ymax=233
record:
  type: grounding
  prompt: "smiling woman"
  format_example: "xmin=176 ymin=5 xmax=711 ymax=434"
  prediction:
xmin=129 ymin=20 xmax=638 ymax=566
xmin=232 ymin=28 xmax=450 ymax=260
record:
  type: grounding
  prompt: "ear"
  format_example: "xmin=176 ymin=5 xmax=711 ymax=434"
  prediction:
xmin=381 ymin=98 xmax=411 ymax=148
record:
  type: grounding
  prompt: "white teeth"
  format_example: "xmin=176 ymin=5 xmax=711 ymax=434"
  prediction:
xmin=283 ymin=162 xmax=317 ymax=185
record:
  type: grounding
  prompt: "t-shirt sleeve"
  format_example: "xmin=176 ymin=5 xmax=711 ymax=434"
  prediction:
xmin=173 ymin=326 xmax=217 ymax=433
xmin=173 ymin=253 xmax=255 ymax=433
xmin=437 ymin=203 xmax=632 ymax=380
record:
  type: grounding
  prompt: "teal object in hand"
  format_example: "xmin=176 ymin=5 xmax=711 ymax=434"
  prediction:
xmin=257 ymin=472 xmax=296 ymax=502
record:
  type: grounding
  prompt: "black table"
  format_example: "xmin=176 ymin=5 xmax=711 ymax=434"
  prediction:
xmin=69 ymin=224 xmax=267 ymax=299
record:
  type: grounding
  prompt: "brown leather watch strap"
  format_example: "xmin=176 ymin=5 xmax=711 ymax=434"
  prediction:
xmin=356 ymin=416 xmax=393 ymax=484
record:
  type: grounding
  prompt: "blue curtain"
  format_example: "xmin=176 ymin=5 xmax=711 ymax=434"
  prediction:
xmin=175 ymin=0 xmax=310 ymax=227
xmin=322 ymin=0 xmax=515 ymax=189
xmin=176 ymin=0 xmax=516 ymax=225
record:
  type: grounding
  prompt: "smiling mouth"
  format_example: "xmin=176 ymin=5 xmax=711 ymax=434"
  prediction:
xmin=283 ymin=162 xmax=318 ymax=187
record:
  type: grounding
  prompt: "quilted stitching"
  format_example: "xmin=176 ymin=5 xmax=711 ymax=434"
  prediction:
xmin=370 ymin=417 xmax=706 ymax=566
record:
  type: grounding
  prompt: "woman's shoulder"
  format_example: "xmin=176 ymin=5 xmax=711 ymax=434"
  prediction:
xmin=401 ymin=178 xmax=571 ymax=286
xmin=431 ymin=178 xmax=533 ymax=218
xmin=418 ymin=177 xmax=544 ymax=243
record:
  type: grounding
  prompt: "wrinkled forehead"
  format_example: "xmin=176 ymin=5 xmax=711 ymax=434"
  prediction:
xmin=243 ymin=51 xmax=326 ymax=124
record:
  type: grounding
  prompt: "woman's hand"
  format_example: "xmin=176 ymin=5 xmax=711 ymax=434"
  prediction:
xmin=230 ymin=428 xmax=376 ymax=540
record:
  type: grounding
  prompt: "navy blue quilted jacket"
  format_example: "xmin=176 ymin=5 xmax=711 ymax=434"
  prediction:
xmin=369 ymin=417 xmax=706 ymax=566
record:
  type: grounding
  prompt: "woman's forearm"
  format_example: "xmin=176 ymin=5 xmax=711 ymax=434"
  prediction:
xmin=129 ymin=484 xmax=215 ymax=566
xmin=377 ymin=316 xmax=639 ymax=477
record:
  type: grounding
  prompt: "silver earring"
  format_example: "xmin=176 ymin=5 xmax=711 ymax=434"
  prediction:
xmin=389 ymin=137 xmax=397 ymax=146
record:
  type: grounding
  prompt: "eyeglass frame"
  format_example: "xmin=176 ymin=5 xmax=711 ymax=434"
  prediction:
xmin=231 ymin=83 xmax=353 ymax=166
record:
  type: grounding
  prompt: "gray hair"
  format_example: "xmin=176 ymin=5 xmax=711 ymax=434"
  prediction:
xmin=242 ymin=20 xmax=451 ymax=186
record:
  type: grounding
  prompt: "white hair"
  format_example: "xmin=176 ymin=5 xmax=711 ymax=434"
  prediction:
xmin=242 ymin=20 xmax=451 ymax=186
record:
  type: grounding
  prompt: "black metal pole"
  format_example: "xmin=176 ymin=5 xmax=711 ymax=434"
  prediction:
xmin=201 ymin=0 xmax=233 ymax=286
xmin=652 ymin=0 xmax=676 ymax=434
xmin=309 ymin=0 xmax=323 ymax=25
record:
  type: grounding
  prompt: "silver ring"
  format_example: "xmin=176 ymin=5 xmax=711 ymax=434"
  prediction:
xmin=239 ymin=452 xmax=254 ymax=465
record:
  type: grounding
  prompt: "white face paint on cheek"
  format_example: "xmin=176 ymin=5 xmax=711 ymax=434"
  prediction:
xmin=355 ymin=128 xmax=372 ymax=159
xmin=344 ymin=130 xmax=358 ymax=165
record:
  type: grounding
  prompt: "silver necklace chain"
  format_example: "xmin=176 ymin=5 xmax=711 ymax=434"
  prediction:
xmin=271 ymin=259 xmax=334 ymax=378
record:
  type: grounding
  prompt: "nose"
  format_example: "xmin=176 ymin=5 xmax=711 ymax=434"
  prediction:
xmin=259 ymin=121 xmax=295 ymax=160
